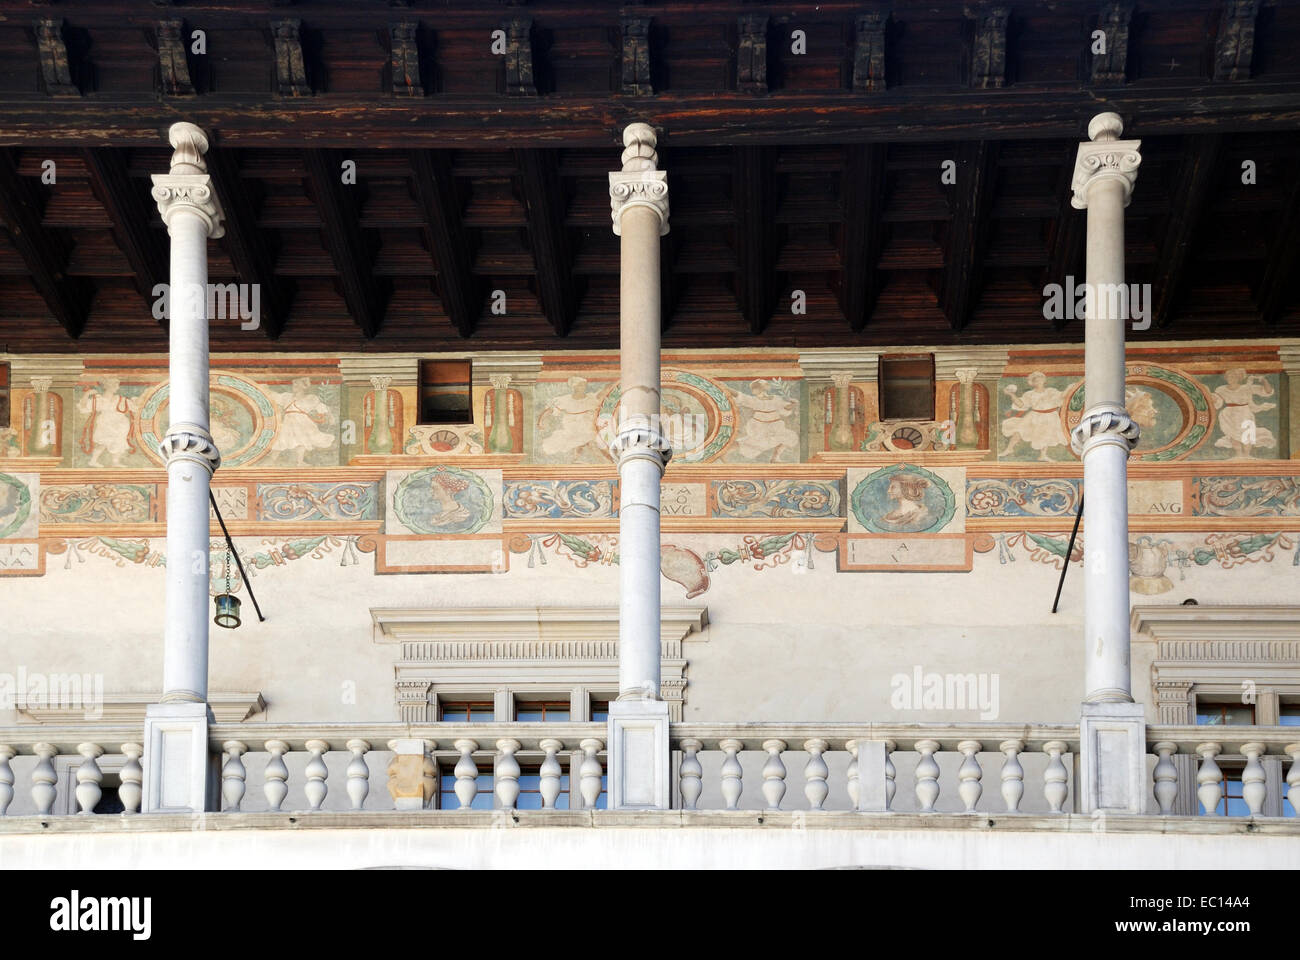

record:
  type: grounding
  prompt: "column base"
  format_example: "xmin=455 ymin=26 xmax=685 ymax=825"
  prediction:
xmin=1078 ymin=701 xmax=1147 ymax=815
xmin=607 ymin=699 xmax=670 ymax=810
xmin=142 ymin=702 xmax=215 ymax=813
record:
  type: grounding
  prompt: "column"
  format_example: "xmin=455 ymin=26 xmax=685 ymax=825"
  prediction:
xmin=607 ymin=122 xmax=672 ymax=809
xmin=1069 ymin=112 xmax=1145 ymax=814
xmin=143 ymin=122 xmax=225 ymax=813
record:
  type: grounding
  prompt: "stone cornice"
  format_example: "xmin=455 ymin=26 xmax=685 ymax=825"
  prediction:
xmin=1133 ymin=605 xmax=1300 ymax=643
xmin=372 ymin=605 xmax=709 ymax=646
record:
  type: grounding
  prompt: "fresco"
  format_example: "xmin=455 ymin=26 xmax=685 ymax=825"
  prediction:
xmin=998 ymin=372 xmax=1075 ymax=461
xmin=40 ymin=483 xmax=156 ymax=524
xmin=0 ymin=472 xmax=35 ymax=539
xmin=1202 ymin=370 xmax=1280 ymax=460
xmin=534 ymin=377 xmax=612 ymax=464
xmin=850 ymin=464 xmax=958 ymax=534
xmin=75 ymin=377 xmax=151 ymax=468
xmin=390 ymin=466 xmax=497 ymax=535
xmin=503 ymin=479 xmax=617 ymax=520
xmin=724 ymin=377 xmax=799 ymax=463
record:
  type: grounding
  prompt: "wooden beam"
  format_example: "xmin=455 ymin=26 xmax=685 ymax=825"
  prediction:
xmin=1259 ymin=175 xmax=1300 ymax=326
xmin=34 ymin=18 xmax=80 ymax=97
xmin=157 ymin=19 xmax=195 ymax=96
xmin=1044 ymin=143 xmax=1085 ymax=332
xmin=304 ymin=149 xmax=385 ymax=338
xmin=737 ymin=14 xmax=769 ymax=94
xmin=0 ymin=148 xmax=90 ymax=338
xmin=515 ymin=149 xmax=577 ymax=336
xmin=839 ymin=143 xmax=887 ymax=332
xmin=968 ymin=5 xmax=1009 ymax=89
xmin=852 ymin=12 xmax=887 ymax=93
xmin=1153 ymin=135 xmax=1223 ymax=329
xmin=733 ymin=145 xmax=777 ymax=335
xmin=939 ymin=140 xmax=999 ymax=331
xmin=1215 ymin=0 xmax=1261 ymax=82
xmin=410 ymin=149 xmax=482 ymax=338
xmin=1 ymin=84 xmax=1299 ymax=148
xmin=80 ymin=147 xmax=169 ymax=315
xmin=1091 ymin=1 xmax=1133 ymax=85
xmin=206 ymin=146 xmax=292 ymax=339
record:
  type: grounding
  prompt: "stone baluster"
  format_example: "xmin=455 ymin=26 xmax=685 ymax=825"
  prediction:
xmin=0 ymin=745 xmax=15 ymax=816
xmin=120 ymin=743 xmax=143 ymax=815
xmin=761 ymin=739 xmax=787 ymax=811
xmin=1151 ymin=741 xmax=1178 ymax=815
xmin=998 ymin=739 xmax=1025 ymax=813
xmin=1286 ymin=743 xmax=1300 ymax=815
xmin=957 ymin=740 xmax=983 ymax=813
xmin=221 ymin=741 xmax=248 ymax=812
xmin=453 ymin=739 xmax=480 ymax=810
xmin=884 ymin=739 xmax=897 ymax=811
xmin=1196 ymin=742 xmax=1223 ymax=816
xmin=264 ymin=739 xmax=290 ymax=812
xmin=845 ymin=739 xmax=861 ymax=809
xmin=304 ymin=740 xmax=330 ymax=811
xmin=539 ymin=738 xmax=564 ymax=808
xmin=579 ymin=738 xmax=604 ymax=809
xmin=32 ymin=743 xmax=57 ymax=816
xmin=914 ymin=739 xmax=941 ymax=812
xmin=679 ymin=738 xmax=703 ymax=810
xmin=1042 ymin=741 xmax=1068 ymax=813
xmin=719 ymin=738 xmax=744 ymax=809
xmin=346 ymin=739 xmax=371 ymax=812
xmin=75 ymin=743 xmax=105 ymax=814
xmin=495 ymin=738 xmax=522 ymax=810
xmin=804 ymin=738 xmax=830 ymax=811
xmin=1240 ymin=742 xmax=1266 ymax=817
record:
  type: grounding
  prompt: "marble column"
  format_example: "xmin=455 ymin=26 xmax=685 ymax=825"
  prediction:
xmin=143 ymin=122 xmax=225 ymax=813
xmin=607 ymin=122 xmax=672 ymax=809
xmin=1069 ymin=112 xmax=1145 ymax=813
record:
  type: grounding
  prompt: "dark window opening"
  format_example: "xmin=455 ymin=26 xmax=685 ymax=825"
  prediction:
xmin=878 ymin=353 xmax=935 ymax=421
xmin=418 ymin=360 xmax=473 ymax=425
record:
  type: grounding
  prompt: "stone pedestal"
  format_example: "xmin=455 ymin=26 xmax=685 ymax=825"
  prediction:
xmin=607 ymin=699 xmax=670 ymax=810
xmin=142 ymin=702 xmax=214 ymax=813
xmin=1078 ymin=701 xmax=1146 ymax=814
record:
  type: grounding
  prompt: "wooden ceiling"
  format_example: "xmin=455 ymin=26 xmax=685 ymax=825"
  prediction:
xmin=0 ymin=0 xmax=1297 ymax=354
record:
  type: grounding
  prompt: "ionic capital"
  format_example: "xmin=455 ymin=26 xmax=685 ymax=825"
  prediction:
xmin=610 ymin=121 xmax=669 ymax=235
xmin=1070 ymin=402 xmax=1140 ymax=456
xmin=158 ymin=423 xmax=222 ymax=474
xmin=1070 ymin=112 xmax=1141 ymax=210
xmin=151 ymin=174 xmax=226 ymax=238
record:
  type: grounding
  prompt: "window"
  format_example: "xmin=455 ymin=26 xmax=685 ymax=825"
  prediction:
xmin=92 ymin=787 xmax=124 ymax=815
xmin=438 ymin=701 xmax=495 ymax=722
xmin=1199 ymin=772 xmax=1248 ymax=817
xmin=517 ymin=766 xmax=570 ymax=809
xmin=516 ymin=700 xmax=571 ymax=722
xmin=1280 ymin=702 xmax=1300 ymax=727
xmin=439 ymin=771 xmax=493 ymax=810
xmin=1195 ymin=702 xmax=1255 ymax=726
xmin=417 ymin=359 xmax=472 ymax=425
xmin=877 ymin=353 xmax=935 ymax=421
xmin=591 ymin=699 xmax=610 ymax=722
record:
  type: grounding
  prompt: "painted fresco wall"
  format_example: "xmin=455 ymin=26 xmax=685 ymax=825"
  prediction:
xmin=1 ymin=341 xmax=1297 ymax=727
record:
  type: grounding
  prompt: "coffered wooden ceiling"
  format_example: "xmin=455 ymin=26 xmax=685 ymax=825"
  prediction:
xmin=0 ymin=0 xmax=1297 ymax=353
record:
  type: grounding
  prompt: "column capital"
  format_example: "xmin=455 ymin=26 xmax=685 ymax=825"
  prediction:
xmin=1070 ymin=402 xmax=1140 ymax=456
xmin=151 ymin=122 xmax=224 ymax=238
xmin=609 ymin=418 xmax=673 ymax=472
xmin=1070 ymin=112 xmax=1141 ymax=210
xmin=610 ymin=122 xmax=669 ymax=235
xmin=159 ymin=423 xmax=222 ymax=474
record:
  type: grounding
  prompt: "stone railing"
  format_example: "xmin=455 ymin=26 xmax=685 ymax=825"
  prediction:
xmin=1 ymin=721 xmax=1297 ymax=819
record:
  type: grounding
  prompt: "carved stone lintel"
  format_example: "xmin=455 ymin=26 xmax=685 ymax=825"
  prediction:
xmin=1070 ymin=113 xmax=1141 ymax=209
xmin=737 ymin=14 xmax=768 ymax=94
xmin=853 ymin=13 xmax=887 ymax=93
xmin=967 ymin=5 xmax=1009 ymax=89
xmin=389 ymin=21 xmax=423 ymax=97
xmin=621 ymin=16 xmax=653 ymax=96
xmin=157 ymin=19 xmax=195 ymax=96
xmin=272 ymin=18 xmax=311 ymax=96
xmin=608 ymin=423 xmax=673 ymax=471
xmin=1070 ymin=403 xmax=1140 ymax=456
xmin=158 ymin=424 xmax=222 ymax=473
xmin=34 ymin=18 xmax=79 ymax=97
xmin=503 ymin=15 xmax=535 ymax=95
xmin=1091 ymin=1 xmax=1133 ymax=84
xmin=1214 ymin=0 xmax=1261 ymax=82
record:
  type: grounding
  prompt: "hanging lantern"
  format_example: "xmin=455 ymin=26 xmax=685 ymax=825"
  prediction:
xmin=213 ymin=543 xmax=241 ymax=629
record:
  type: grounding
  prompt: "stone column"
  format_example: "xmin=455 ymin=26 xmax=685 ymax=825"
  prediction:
xmin=1069 ymin=112 xmax=1145 ymax=814
xmin=607 ymin=122 xmax=672 ymax=809
xmin=143 ymin=122 xmax=225 ymax=813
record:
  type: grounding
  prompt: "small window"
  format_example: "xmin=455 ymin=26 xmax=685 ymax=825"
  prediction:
xmin=516 ymin=766 xmax=571 ymax=810
xmin=517 ymin=700 xmax=571 ymax=722
xmin=418 ymin=360 xmax=472 ymax=425
xmin=1280 ymin=702 xmax=1300 ymax=727
xmin=1199 ymin=771 xmax=1248 ymax=817
xmin=877 ymin=353 xmax=935 ymax=421
xmin=591 ymin=699 xmax=610 ymax=723
xmin=1195 ymin=702 xmax=1255 ymax=726
xmin=439 ymin=771 xmax=494 ymax=810
xmin=438 ymin=700 xmax=495 ymax=723
xmin=0 ymin=361 xmax=9 ymax=432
